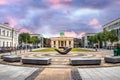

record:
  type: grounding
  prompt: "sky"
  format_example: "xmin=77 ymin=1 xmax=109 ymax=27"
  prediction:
xmin=0 ymin=0 xmax=120 ymax=38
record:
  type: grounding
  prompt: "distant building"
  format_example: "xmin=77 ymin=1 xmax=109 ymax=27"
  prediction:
xmin=103 ymin=18 xmax=120 ymax=46
xmin=44 ymin=38 xmax=51 ymax=47
xmin=51 ymin=32 xmax=79 ymax=48
xmin=30 ymin=34 xmax=44 ymax=48
xmin=0 ymin=23 xmax=18 ymax=47
xmin=81 ymin=33 xmax=96 ymax=48
xmin=74 ymin=38 xmax=80 ymax=48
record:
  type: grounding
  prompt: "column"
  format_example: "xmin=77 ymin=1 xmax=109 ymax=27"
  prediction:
xmin=51 ymin=40 xmax=54 ymax=48
xmin=66 ymin=40 xmax=69 ymax=47
xmin=63 ymin=41 xmax=65 ymax=47
xmin=71 ymin=40 xmax=74 ymax=48
xmin=56 ymin=40 xmax=58 ymax=48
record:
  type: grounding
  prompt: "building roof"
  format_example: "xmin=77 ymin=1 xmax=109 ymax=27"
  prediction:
xmin=0 ymin=23 xmax=13 ymax=30
xmin=103 ymin=18 xmax=120 ymax=27
xmin=60 ymin=32 xmax=64 ymax=35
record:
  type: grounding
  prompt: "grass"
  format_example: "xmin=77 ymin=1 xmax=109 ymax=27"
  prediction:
xmin=32 ymin=48 xmax=95 ymax=52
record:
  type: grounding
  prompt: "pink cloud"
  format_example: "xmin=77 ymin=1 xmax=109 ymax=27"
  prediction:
xmin=89 ymin=18 xmax=102 ymax=29
xmin=64 ymin=31 xmax=85 ymax=38
xmin=0 ymin=0 xmax=20 ymax=5
xmin=6 ymin=17 xmax=17 ymax=28
xmin=19 ymin=28 xmax=33 ymax=34
xmin=64 ymin=0 xmax=72 ymax=2
xmin=48 ymin=0 xmax=72 ymax=4
xmin=48 ymin=0 xmax=61 ymax=4
xmin=0 ymin=0 xmax=8 ymax=5
xmin=6 ymin=17 xmax=33 ymax=34
xmin=48 ymin=0 xmax=72 ymax=8
xmin=116 ymin=0 xmax=120 ymax=4
xmin=51 ymin=4 xmax=70 ymax=8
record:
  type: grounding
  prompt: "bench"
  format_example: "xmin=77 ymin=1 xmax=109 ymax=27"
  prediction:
xmin=0 ymin=55 xmax=10 ymax=59
xmin=3 ymin=56 xmax=21 ymax=62
xmin=22 ymin=58 xmax=51 ymax=65
xmin=70 ymin=58 xmax=101 ymax=65
xmin=105 ymin=56 xmax=120 ymax=63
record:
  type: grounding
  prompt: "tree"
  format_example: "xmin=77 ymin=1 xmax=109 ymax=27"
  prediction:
xmin=88 ymin=30 xmax=118 ymax=48
xmin=102 ymin=30 xmax=109 ymax=42
xmin=19 ymin=33 xmax=30 ymax=44
xmin=89 ymin=35 xmax=98 ymax=44
xmin=108 ymin=30 xmax=118 ymax=45
xmin=29 ymin=36 xmax=40 ymax=47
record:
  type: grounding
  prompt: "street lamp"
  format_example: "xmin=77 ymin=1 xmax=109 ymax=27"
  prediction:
xmin=40 ymin=34 xmax=43 ymax=48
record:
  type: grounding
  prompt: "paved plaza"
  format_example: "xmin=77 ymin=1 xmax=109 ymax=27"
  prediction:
xmin=0 ymin=64 xmax=41 ymax=80
xmin=0 ymin=48 xmax=120 ymax=80
xmin=0 ymin=64 xmax=120 ymax=80
xmin=0 ymin=48 xmax=116 ymax=68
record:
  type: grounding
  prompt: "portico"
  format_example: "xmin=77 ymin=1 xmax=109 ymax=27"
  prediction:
xmin=51 ymin=32 xmax=74 ymax=48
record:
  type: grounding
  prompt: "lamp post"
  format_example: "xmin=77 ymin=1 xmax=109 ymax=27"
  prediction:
xmin=41 ymin=34 xmax=44 ymax=48
xmin=26 ymin=35 xmax=27 ymax=53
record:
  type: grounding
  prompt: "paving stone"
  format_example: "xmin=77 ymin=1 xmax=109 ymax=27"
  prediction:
xmin=78 ymin=67 xmax=120 ymax=80
xmin=35 ymin=68 xmax=71 ymax=80
xmin=71 ymin=68 xmax=82 ymax=80
xmin=0 ymin=64 xmax=40 ymax=80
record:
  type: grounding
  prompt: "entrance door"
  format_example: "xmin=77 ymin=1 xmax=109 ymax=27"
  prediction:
xmin=61 ymin=41 xmax=63 ymax=47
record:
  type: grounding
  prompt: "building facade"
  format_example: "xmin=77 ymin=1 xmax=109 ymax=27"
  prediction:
xmin=30 ymin=34 xmax=44 ymax=48
xmin=44 ymin=38 xmax=51 ymax=47
xmin=103 ymin=18 xmax=120 ymax=45
xmin=81 ymin=33 xmax=96 ymax=48
xmin=0 ymin=23 xmax=18 ymax=47
xmin=51 ymin=32 xmax=79 ymax=48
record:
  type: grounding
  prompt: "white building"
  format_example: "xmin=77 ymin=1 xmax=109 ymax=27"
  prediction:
xmin=103 ymin=18 xmax=120 ymax=46
xmin=81 ymin=33 xmax=96 ymax=48
xmin=0 ymin=23 xmax=18 ymax=47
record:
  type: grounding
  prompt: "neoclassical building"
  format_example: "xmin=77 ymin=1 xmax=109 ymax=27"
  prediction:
xmin=51 ymin=32 xmax=79 ymax=48
xmin=0 ymin=23 xmax=18 ymax=47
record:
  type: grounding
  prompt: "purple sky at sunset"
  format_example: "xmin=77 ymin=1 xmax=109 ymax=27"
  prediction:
xmin=0 ymin=0 xmax=120 ymax=38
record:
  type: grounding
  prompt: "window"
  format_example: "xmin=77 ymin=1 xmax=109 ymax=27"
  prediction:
xmin=0 ymin=41 xmax=1 ymax=47
xmin=3 ymin=41 xmax=5 ymax=47
xmin=54 ymin=41 xmax=56 ymax=45
xmin=10 ymin=42 xmax=12 ymax=47
xmin=69 ymin=41 xmax=71 ymax=47
xmin=7 ymin=42 xmax=8 ymax=47
xmin=7 ymin=31 xmax=9 ymax=36
xmin=0 ymin=29 xmax=1 ymax=35
xmin=109 ymin=22 xmax=120 ymax=29
xmin=3 ymin=30 xmax=5 ymax=36
xmin=10 ymin=31 xmax=12 ymax=37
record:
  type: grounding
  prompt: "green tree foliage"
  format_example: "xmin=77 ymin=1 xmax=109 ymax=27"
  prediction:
xmin=29 ymin=36 xmax=40 ymax=46
xmin=102 ymin=30 xmax=109 ymax=42
xmin=108 ymin=30 xmax=118 ymax=44
xmin=89 ymin=30 xmax=118 ymax=48
xmin=89 ymin=35 xmax=98 ymax=43
xmin=19 ymin=33 xmax=30 ymax=43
